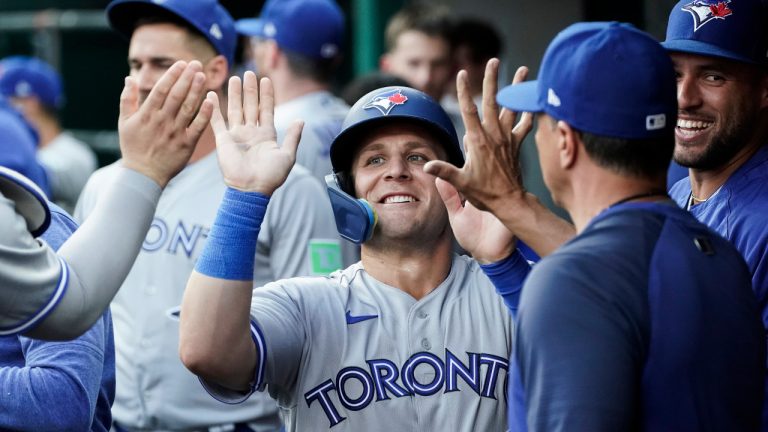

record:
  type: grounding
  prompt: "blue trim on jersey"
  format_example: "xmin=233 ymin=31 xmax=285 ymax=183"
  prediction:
xmin=249 ymin=319 xmax=268 ymax=392
xmin=0 ymin=256 xmax=69 ymax=336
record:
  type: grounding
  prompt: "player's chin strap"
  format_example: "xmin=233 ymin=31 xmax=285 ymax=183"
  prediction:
xmin=0 ymin=166 xmax=51 ymax=237
xmin=325 ymin=173 xmax=377 ymax=244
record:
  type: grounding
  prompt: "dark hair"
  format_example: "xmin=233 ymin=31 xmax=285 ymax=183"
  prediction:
xmin=450 ymin=18 xmax=502 ymax=63
xmin=580 ymin=131 xmax=674 ymax=179
xmin=341 ymin=72 xmax=411 ymax=106
xmin=385 ymin=2 xmax=454 ymax=51
xmin=283 ymin=50 xmax=340 ymax=83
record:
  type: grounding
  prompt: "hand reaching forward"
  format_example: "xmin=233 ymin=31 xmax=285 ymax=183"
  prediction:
xmin=119 ymin=60 xmax=213 ymax=188
xmin=424 ymin=59 xmax=532 ymax=213
xmin=209 ymin=71 xmax=303 ymax=195
xmin=436 ymin=178 xmax=516 ymax=264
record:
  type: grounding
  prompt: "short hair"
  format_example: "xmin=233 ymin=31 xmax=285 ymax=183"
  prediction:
xmin=581 ymin=132 xmax=674 ymax=179
xmin=283 ymin=50 xmax=341 ymax=83
xmin=450 ymin=18 xmax=502 ymax=64
xmin=133 ymin=13 xmax=217 ymax=60
xmin=384 ymin=2 xmax=454 ymax=52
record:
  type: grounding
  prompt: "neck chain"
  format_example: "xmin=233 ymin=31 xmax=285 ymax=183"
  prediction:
xmin=608 ymin=190 xmax=668 ymax=209
xmin=690 ymin=192 xmax=708 ymax=203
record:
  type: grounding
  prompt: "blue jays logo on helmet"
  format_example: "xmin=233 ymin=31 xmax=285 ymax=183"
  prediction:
xmin=363 ymin=89 xmax=409 ymax=116
xmin=681 ymin=0 xmax=733 ymax=31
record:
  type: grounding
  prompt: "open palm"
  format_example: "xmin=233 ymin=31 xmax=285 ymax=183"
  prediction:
xmin=209 ymin=72 xmax=303 ymax=195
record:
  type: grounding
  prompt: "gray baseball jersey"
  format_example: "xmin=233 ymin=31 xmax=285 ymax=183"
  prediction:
xmin=38 ymin=132 xmax=97 ymax=213
xmin=76 ymin=153 xmax=344 ymax=430
xmin=202 ymin=255 xmax=513 ymax=432
xmin=274 ymin=90 xmax=348 ymax=183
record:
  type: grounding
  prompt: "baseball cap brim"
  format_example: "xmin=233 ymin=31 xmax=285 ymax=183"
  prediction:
xmin=235 ymin=18 xmax=266 ymax=37
xmin=0 ymin=166 xmax=51 ymax=237
xmin=662 ymin=39 xmax=761 ymax=65
xmin=496 ymin=81 xmax=543 ymax=113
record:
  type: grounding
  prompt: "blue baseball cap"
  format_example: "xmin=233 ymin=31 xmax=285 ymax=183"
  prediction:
xmin=662 ymin=0 xmax=768 ymax=65
xmin=236 ymin=0 xmax=345 ymax=60
xmin=497 ymin=22 xmax=677 ymax=140
xmin=106 ymin=0 xmax=236 ymax=66
xmin=0 ymin=56 xmax=64 ymax=109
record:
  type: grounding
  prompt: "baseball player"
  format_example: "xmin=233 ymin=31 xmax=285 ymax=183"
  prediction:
xmin=179 ymin=72 xmax=531 ymax=431
xmin=0 ymin=56 xmax=97 ymax=213
xmin=1 ymin=58 xmax=212 ymax=340
xmin=661 ymin=0 xmax=768 ymax=426
xmin=75 ymin=1 xmax=343 ymax=430
xmin=236 ymin=0 xmax=350 ymax=185
xmin=429 ymin=22 xmax=764 ymax=431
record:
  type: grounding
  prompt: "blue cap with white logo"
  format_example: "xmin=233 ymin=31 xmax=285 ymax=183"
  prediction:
xmin=236 ymin=0 xmax=345 ymax=60
xmin=106 ymin=0 xmax=236 ymax=66
xmin=496 ymin=22 xmax=677 ymax=140
xmin=0 ymin=56 xmax=64 ymax=109
xmin=662 ymin=0 xmax=768 ymax=65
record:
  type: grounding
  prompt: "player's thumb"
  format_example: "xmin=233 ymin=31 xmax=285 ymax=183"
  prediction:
xmin=118 ymin=76 xmax=138 ymax=121
xmin=424 ymin=160 xmax=461 ymax=187
xmin=435 ymin=177 xmax=463 ymax=215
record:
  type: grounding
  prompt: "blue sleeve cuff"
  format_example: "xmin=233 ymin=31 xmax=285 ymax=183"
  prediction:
xmin=195 ymin=188 xmax=270 ymax=280
xmin=480 ymin=249 xmax=531 ymax=317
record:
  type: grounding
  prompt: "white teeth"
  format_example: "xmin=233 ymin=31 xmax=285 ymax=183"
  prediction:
xmin=384 ymin=195 xmax=415 ymax=204
xmin=677 ymin=119 xmax=714 ymax=129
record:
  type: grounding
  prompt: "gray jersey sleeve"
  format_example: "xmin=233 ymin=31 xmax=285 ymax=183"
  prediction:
xmin=28 ymin=167 xmax=162 ymax=339
xmin=0 ymin=195 xmax=65 ymax=334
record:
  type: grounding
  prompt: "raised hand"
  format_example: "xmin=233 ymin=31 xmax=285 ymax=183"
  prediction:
xmin=424 ymin=59 xmax=532 ymax=213
xmin=119 ymin=60 xmax=213 ymax=188
xmin=435 ymin=178 xmax=516 ymax=264
xmin=209 ymin=71 xmax=303 ymax=195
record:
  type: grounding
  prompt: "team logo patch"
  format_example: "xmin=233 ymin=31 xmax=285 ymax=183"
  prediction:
xmin=681 ymin=0 xmax=733 ymax=32
xmin=363 ymin=89 xmax=408 ymax=115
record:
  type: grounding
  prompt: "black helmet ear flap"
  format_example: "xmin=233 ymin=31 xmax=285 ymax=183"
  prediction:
xmin=325 ymin=173 xmax=377 ymax=244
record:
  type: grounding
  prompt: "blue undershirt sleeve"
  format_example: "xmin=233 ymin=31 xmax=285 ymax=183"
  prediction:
xmin=479 ymin=249 xmax=531 ymax=318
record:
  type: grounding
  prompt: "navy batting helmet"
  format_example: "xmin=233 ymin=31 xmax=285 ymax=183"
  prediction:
xmin=329 ymin=86 xmax=463 ymax=191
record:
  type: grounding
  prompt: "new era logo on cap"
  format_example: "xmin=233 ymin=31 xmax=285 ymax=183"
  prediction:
xmin=682 ymin=0 xmax=733 ymax=31
xmin=209 ymin=23 xmax=222 ymax=40
xmin=646 ymin=114 xmax=666 ymax=131
xmin=547 ymin=88 xmax=561 ymax=107
xmin=363 ymin=89 xmax=409 ymax=115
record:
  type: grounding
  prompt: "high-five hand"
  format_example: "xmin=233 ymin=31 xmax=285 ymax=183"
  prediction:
xmin=424 ymin=59 xmax=532 ymax=212
xmin=209 ymin=71 xmax=303 ymax=195
xmin=119 ymin=60 xmax=213 ymax=188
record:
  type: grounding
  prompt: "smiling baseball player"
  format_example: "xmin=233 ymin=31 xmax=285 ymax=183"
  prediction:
xmin=179 ymin=72 xmax=531 ymax=431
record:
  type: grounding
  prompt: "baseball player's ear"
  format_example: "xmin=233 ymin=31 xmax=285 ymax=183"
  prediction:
xmin=558 ymin=121 xmax=578 ymax=170
xmin=204 ymin=55 xmax=229 ymax=92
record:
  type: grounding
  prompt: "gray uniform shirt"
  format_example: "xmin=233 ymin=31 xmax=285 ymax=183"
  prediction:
xmin=76 ymin=154 xmax=343 ymax=430
xmin=203 ymin=255 xmax=513 ymax=432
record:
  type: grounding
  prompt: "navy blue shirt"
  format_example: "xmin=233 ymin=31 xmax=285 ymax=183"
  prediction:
xmin=508 ymin=201 xmax=764 ymax=431
xmin=0 ymin=204 xmax=115 ymax=431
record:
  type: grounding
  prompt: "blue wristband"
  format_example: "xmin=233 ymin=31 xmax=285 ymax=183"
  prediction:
xmin=479 ymin=250 xmax=531 ymax=317
xmin=195 ymin=188 xmax=270 ymax=280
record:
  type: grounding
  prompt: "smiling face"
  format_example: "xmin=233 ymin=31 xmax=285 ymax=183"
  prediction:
xmin=671 ymin=52 xmax=766 ymax=170
xmin=350 ymin=122 xmax=450 ymax=246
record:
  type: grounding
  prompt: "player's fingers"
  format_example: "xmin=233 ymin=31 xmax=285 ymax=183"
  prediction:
xmin=207 ymin=92 xmax=227 ymax=138
xmin=119 ymin=76 xmax=139 ymax=121
xmin=434 ymin=177 xmax=464 ymax=215
xmin=512 ymin=111 xmax=534 ymax=143
xmin=188 ymin=97 xmax=214 ymax=146
xmin=227 ymin=75 xmax=244 ymax=127
xmin=424 ymin=160 xmax=464 ymax=190
xmin=258 ymin=77 xmax=275 ymax=128
xmin=480 ymin=59 xmax=501 ymax=131
xmin=175 ymin=71 xmax=206 ymax=129
xmin=511 ymin=65 xmax=529 ymax=85
xmin=242 ymin=71 xmax=259 ymax=125
xmin=281 ymin=119 xmax=304 ymax=160
xmin=143 ymin=61 xmax=187 ymax=112
xmin=456 ymin=70 xmax=483 ymax=148
xmin=163 ymin=61 xmax=202 ymax=116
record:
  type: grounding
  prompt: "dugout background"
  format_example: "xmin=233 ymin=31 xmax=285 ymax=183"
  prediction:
xmin=0 ymin=0 xmax=679 ymax=217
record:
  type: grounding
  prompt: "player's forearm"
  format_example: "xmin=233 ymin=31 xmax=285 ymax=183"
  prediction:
xmin=26 ymin=167 xmax=161 ymax=339
xmin=180 ymin=272 xmax=257 ymax=391
xmin=493 ymin=192 xmax=575 ymax=257
xmin=180 ymin=187 xmax=270 ymax=391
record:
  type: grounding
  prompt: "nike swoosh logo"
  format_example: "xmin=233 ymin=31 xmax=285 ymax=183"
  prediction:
xmin=346 ymin=310 xmax=378 ymax=325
